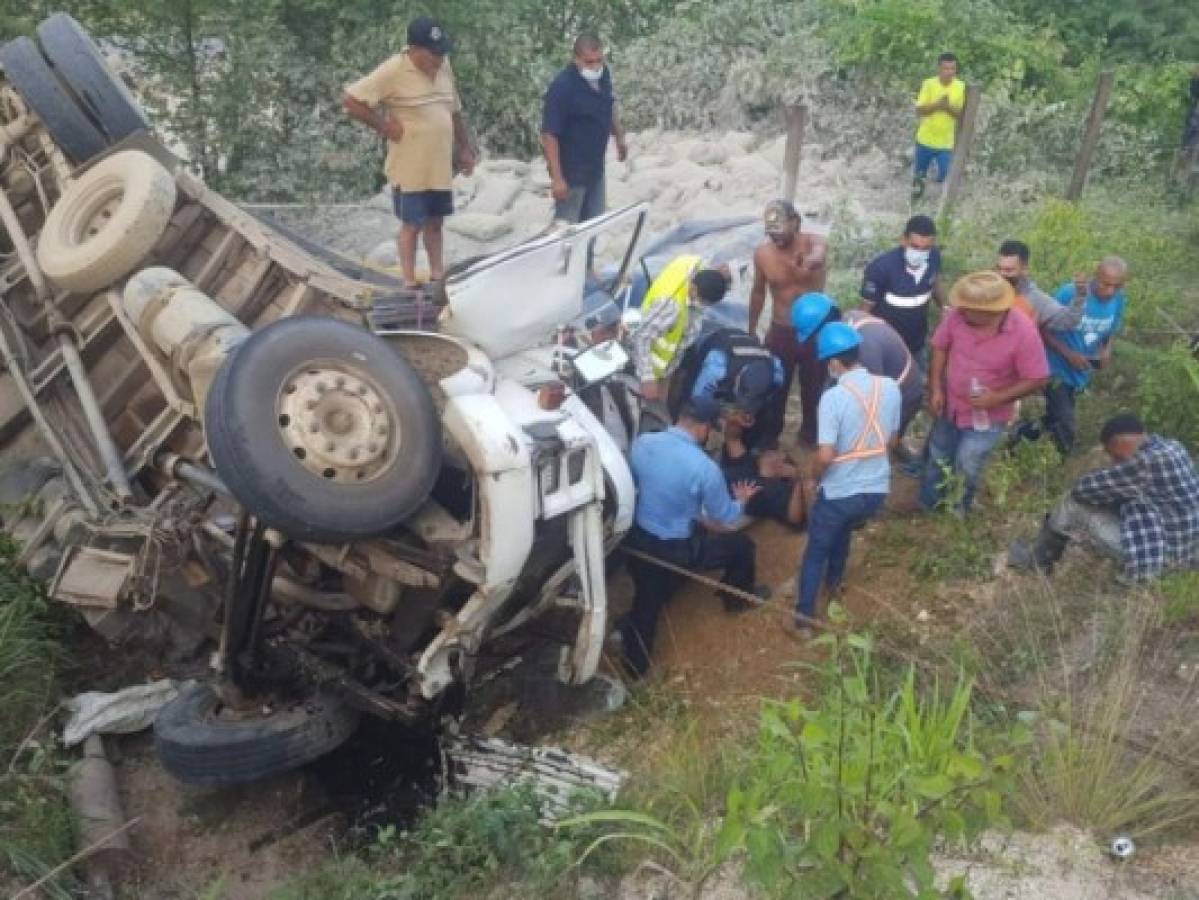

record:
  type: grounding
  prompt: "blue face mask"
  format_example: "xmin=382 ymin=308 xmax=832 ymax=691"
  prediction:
xmin=904 ymin=248 xmax=930 ymax=268
xmin=579 ymin=65 xmax=604 ymax=83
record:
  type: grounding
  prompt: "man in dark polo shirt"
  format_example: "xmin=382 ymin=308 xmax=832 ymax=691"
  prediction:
xmin=540 ymin=33 xmax=628 ymax=223
xmin=860 ymin=215 xmax=945 ymax=366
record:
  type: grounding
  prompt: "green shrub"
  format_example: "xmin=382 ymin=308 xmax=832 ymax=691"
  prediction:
xmin=1137 ymin=343 xmax=1199 ymax=452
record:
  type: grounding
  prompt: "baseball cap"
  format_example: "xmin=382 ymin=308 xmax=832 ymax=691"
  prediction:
xmin=733 ymin=362 xmax=774 ymax=415
xmin=407 ymin=16 xmax=453 ymax=54
xmin=680 ymin=396 xmax=722 ymax=427
xmin=764 ymin=199 xmax=799 ymax=235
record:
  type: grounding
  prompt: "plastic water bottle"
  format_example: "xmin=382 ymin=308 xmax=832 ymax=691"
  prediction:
xmin=970 ymin=378 xmax=990 ymax=431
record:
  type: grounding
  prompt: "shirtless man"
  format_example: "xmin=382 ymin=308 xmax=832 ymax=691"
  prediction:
xmin=748 ymin=199 xmax=828 ymax=447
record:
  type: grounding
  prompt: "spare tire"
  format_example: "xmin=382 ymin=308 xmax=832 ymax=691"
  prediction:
xmin=37 ymin=13 xmax=150 ymax=143
xmin=36 ymin=149 xmax=176 ymax=293
xmin=154 ymin=683 xmax=360 ymax=785
xmin=205 ymin=317 xmax=442 ymax=544
xmin=0 ymin=36 xmax=106 ymax=163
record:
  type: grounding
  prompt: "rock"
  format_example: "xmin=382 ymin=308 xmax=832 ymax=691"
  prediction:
xmin=452 ymin=172 xmax=479 ymax=208
xmin=365 ymin=239 xmax=398 ymax=269
xmin=725 ymin=152 xmax=780 ymax=186
xmin=721 ymin=130 xmax=757 ymax=154
xmin=445 ymin=212 xmax=513 ymax=242
xmin=365 ymin=188 xmax=393 ymax=212
xmin=479 ymin=158 xmax=528 ymax=177
xmin=688 ymin=141 xmax=728 ymax=166
xmin=468 ymin=174 xmax=523 ymax=216
xmin=527 ymin=168 xmax=552 ymax=191
xmin=507 ymin=193 xmax=553 ymax=234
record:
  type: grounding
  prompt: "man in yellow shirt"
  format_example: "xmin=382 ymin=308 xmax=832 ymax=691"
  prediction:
xmin=343 ymin=17 xmax=476 ymax=287
xmin=913 ymin=52 xmax=965 ymax=198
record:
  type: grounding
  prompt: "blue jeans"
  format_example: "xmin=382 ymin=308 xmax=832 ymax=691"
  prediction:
xmin=797 ymin=491 xmax=886 ymax=619
xmin=914 ymin=144 xmax=953 ymax=182
xmin=919 ymin=417 xmax=1006 ymax=512
xmin=554 ymin=172 xmax=606 ymax=223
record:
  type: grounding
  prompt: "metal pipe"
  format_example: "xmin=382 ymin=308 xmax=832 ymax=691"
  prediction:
xmin=55 ymin=330 xmax=133 ymax=500
xmin=156 ymin=451 xmax=230 ymax=496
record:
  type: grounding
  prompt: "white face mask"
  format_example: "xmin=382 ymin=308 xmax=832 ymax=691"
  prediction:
xmin=579 ymin=65 xmax=604 ymax=83
xmin=904 ymin=248 xmax=930 ymax=268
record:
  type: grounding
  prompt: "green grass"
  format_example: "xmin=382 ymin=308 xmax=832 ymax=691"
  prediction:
xmin=0 ymin=534 xmax=74 ymax=897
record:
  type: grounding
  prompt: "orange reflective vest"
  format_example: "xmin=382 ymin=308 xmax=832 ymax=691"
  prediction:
xmin=831 ymin=375 xmax=888 ymax=465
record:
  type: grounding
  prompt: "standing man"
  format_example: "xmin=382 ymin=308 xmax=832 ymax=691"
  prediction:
xmin=913 ymin=52 xmax=965 ymax=198
xmin=995 ymin=240 xmax=1086 ymax=328
xmin=748 ymin=199 xmax=828 ymax=447
xmin=921 ymin=272 xmax=1049 ymax=513
xmin=343 ymin=17 xmax=476 ymax=288
xmin=541 ymin=34 xmax=628 ymax=224
xmin=620 ymin=398 xmax=768 ymax=677
xmin=1009 ymin=414 xmax=1199 ymax=582
xmin=629 ymin=257 xmax=729 ymax=401
xmin=795 ymin=323 xmax=900 ymax=633
xmin=860 ymin=215 xmax=945 ymax=368
xmin=1040 ymin=257 xmax=1128 ymax=455
xmin=791 ymin=292 xmax=925 ymax=441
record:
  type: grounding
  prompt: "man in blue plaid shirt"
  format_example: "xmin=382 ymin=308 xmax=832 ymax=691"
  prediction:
xmin=1009 ymin=413 xmax=1199 ymax=581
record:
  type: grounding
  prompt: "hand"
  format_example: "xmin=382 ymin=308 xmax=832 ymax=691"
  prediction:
xmin=928 ymin=388 xmax=945 ymax=417
xmin=379 ymin=117 xmax=404 ymax=142
xmin=1073 ymin=272 xmax=1089 ymax=297
xmin=616 ymin=138 xmax=629 ymax=162
xmin=1063 ymin=349 xmax=1091 ymax=372
xmin=732 ymin=479 xmax=762 ymax=505
xmin=457 ymin=146 xmax=476 ymax=176
xmin=639 ymin=379 xmax=661 ymax=401
xmin=937 ymin=96 xmax=951 ymax=111
xmin=550 ymin=175 xmax=570 ymax=202
xmin=969 ymin=390 xmax=1006 ymax=410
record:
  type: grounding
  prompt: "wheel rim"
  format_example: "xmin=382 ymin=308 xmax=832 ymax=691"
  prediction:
xmin=276 ymin=360 xmax=400 ymax=483
xmin=63 ymin=173 xmax=124 ymax=243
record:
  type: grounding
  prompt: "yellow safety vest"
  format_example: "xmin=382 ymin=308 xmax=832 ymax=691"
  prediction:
xmin=642 ymin=254 xmax=702 ymax=379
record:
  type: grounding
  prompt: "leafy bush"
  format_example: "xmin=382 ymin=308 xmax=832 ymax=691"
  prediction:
xmin=1137 ymin=343 xmax=1199 ymax=452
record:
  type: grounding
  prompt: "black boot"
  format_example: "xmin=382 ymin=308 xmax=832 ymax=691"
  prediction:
xmin=1008 ymin=519 xmax=1069 ymax=574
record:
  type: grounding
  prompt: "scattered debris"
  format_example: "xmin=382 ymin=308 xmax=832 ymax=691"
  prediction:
xmin=63 ymin=680 xmax=183 ymax=747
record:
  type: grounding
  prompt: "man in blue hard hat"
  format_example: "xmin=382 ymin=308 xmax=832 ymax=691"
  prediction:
xmin=794 ymin=323 xmax=901 ymax=635
xmin=619 ymin=397 xmax=771 ymax=677
xmin=792 ymin=291 xmax=925 ymax=440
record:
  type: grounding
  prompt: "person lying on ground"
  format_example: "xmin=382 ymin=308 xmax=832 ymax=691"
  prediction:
xmin=1038 ymin=256 xmax=1128 ymax=455
xmin=720 ymin=408 xmax=809 ymax=529
xmin=748 ymin=199 xmax=828 ymax=448
xmin=618 ymin=397 xmax=771 ymax=678
xmin=995 ymin=239 xmax=1086 ymax=329
xmin=629 ymin=257 xmax=730 ymax=402
xmin=791 ymin=291 xmax=925 ymax=446
xmin=921 ymin=271 xmax=1049 ymax=513
xmin=795 ymin=324 xmax=900 ymax=635
xmin=1008 ymin=413 xmax=1199 ymax=582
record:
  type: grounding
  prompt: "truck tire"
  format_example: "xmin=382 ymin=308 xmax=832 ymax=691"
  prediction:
xmin=37 ymin=13 xmax=150 ymax=143
xmin=36 ymin=149 xmax=176 ymax=293
xmin=205 ymin=317 xmax=442 ymax=544
xmin=0 ymin=36 xmax=106 ymax=163
xmin=154 ymin=683 xmax=360 ymax=785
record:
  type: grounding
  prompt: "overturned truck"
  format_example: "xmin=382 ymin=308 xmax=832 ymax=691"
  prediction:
xmin=0 ymin=16 xmax=645 ymax=784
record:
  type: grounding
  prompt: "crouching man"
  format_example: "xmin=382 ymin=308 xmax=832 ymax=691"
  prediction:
xmin=619 ymin=397 xmax=771 ymax=678
xmin=795 ymin=324 xmax=901 ymax=633
xmin=1008 ymin=414 xmax=1199 ymax=582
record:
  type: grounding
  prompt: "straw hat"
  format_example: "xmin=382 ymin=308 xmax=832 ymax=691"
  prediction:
xmin=949 ymin=271 xmax=1015 ymax=312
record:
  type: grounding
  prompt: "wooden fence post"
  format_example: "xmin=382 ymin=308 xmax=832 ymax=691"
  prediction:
xmin=1066 ymin=70 xmax=1115 ymax=203
xmin=937 ymin=83 xmax=981 ymax=219
xmin=781 ymin=103 xmax=808 ymax=203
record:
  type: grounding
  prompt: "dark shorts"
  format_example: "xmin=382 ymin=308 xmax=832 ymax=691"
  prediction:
xmin=393 ymin=189 xmax=453 ymax=226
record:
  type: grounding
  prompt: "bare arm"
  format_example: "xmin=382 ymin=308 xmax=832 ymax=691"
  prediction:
xmin=811 ymin=444 xmax=836 ymax=484
xmin=343 ymin=93 xmax=399 ymax=141
xmin=928 ymin=346 xmax=948 ymax=416
xmin=452 ymin=111 xmax=475 ymax=174
xmin=611 ymin=106 xmax=628 ymax=160
xmin=1041 ymin=329 xmax=1089 ymax=371
xmin=540 ymin=132 xmax=570 ymax=202
xmin=973 ymin=376 xmax=1048 ymax=408
xmin=748 ymin=251 xmax=768 ymax=336
xmin=931 ymin=276 xmax=946 ymax=309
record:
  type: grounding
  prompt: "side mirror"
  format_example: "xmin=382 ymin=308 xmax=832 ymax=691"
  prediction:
xmin=571 ymin=340 xmax=629 ymax=386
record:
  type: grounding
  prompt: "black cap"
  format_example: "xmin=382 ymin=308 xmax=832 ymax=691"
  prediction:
xmin=680 ymin=396 xmax=722 ymax=427
xmin=408 ymin=16 xmax=453 ymax=54
xmin=733 ymin=363 xmax=774 ymax=415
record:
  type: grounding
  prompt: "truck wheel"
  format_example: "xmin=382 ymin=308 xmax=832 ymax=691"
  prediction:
xmin=37 ymin=14 xmax=150 ymax=143
xmin=205 ymin=317 xmax=442 ymax=544
xmin=0 ymin=36 xmax=106 ymax=163
xmin=154 ymin=683 xmax=360 ymax=785
xmin=35 ymin=149 xmax=176 ymax=294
